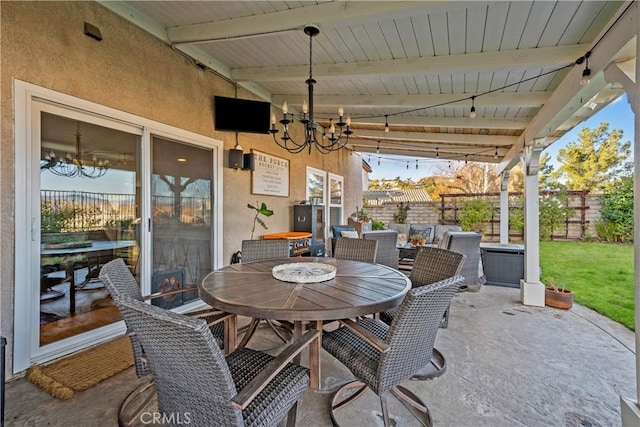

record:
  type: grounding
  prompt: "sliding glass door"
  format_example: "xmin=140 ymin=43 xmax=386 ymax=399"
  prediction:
xmin=38 ymin=109 xmax=141 ymax=347
xmin=150 ymin=136 xmax=214 ymax=309
xmin=14 ymin=81 xmax=223 ymax=371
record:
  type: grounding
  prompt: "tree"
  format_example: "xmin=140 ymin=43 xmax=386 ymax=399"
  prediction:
xmin=553 ymin=123 xmax=631 ymax=192
xmin=448 ymin=162 xmax=500 ymax=194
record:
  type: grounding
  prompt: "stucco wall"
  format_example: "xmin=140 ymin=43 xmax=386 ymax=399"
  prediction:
xmin=0 ymin=1 xmax=363 ymax=375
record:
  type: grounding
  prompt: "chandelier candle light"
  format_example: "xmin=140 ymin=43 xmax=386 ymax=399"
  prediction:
xmin=41 ymin=123 xmax=109 ymax=178
xmin=270 ymin=24 xmax=352 ymax=154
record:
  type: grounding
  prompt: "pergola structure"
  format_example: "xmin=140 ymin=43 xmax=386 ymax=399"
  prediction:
xmin=101 ymin=0 xmax=639 ymax=420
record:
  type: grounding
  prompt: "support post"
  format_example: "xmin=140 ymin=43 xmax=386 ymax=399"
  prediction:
xmin=520 ymin=144 xmax=544 ymax=306
xmin=499 ymin=171 xmax=510 ymax=244
xmin=605 ymin=4 xmax=640 ymax=422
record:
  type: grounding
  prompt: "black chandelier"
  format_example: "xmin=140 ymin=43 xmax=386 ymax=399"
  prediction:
xmin=270 ymin=24 xmax=352 ymax=154
xmin=40 ymin=123 xmax=109 ymax=178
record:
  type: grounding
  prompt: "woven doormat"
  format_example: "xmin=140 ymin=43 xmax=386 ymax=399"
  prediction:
xmin=26 ymin=336 xmax=133 ymax=399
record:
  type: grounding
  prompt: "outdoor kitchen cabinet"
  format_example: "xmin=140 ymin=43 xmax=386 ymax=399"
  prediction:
xmin=480 ymin=243 xmax=525 ymax=288
xmin=293 ymin=204 xmax=326 ymax=256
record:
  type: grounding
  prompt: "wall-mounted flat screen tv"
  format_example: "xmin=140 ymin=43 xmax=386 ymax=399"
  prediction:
xmin=214 ymin=96 xmax=271 ymax=134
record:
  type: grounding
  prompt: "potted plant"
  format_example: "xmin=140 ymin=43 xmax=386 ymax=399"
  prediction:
xmin=544 ymin=278 xmax=573 ymax=309
xmin=409 ymin=232 xmax=427 ymax=247
xmin=248 ymin=201 xmax=273 ymax=239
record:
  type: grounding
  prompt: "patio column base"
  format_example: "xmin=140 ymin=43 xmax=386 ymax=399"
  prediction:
xmin=620 ymin=397 xmax=640 ymax=426
xmin=520 ymin=279 xmax=544 ymax=307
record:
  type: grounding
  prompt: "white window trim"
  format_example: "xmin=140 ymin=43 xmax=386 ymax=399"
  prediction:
xmin=305 ymin=166 xmax=326 ymax=205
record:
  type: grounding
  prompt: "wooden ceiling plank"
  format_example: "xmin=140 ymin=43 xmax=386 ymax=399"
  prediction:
xmin=231 ymin=44 xmax=588 ymax=82
xmin=166 ymin=1 xmax=445 ymax=44
xmin=351 ymin=131 xmax=517 ymax=145
xmin=334 ymin=116 xmax=528 ymax=129
xmin=272 ymin=91 xmax=549 ymax=108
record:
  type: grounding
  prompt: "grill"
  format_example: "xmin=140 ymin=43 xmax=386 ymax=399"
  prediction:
xmin=262 ymin=232 xmax=312 ymax=257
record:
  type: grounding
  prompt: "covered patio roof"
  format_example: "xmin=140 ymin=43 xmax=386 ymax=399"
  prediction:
xmin=101 ymin=1 xmax=636 ymax=169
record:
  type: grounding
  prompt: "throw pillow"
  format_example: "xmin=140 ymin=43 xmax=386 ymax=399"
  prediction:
xmin=340 ymin=230 xmax=360 ymax=239
xmin=332 ymin=225 xmax=356 ymax=238
xmin=409 ymin=224 xmax=432 ymax=243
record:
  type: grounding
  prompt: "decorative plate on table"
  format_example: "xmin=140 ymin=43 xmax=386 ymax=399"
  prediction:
xmin=272 ymin=263 xmax=336 ymax=283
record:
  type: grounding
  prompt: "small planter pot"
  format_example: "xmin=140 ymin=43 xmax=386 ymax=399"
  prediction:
xmin=545 ymin=287 xmax=573 ymax=309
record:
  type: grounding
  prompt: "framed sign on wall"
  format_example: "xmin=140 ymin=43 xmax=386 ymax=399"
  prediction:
xmin=250 ymin=150 xmax=290 ymax=197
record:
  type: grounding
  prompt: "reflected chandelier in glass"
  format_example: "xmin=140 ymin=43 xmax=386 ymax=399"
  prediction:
xmin=41 ymin=122 xmax=109 ymax=178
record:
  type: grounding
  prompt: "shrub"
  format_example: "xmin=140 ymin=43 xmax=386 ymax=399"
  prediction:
xmin=595 ymin=221 xmax=624 ymax=242
xmin=393 ymin=202 xmax=410 ymax=224
xmin=600 ymin=176 xmax=633 ymax=242
xmin=539 ymin=193 xmax=572 ymax=240
xmin=371 ymin=219 xmax=385 ymax=230
xmin=509 ymin=205 xmax=524 ymax=232
xmin=41 ymin=202 xmax=79 ymax=233
xmin=459 ymin=198 xmax=493 ymax=233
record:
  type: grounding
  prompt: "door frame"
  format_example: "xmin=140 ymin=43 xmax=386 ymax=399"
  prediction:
xmin=13 ymin=80 xmax=224 ymax=372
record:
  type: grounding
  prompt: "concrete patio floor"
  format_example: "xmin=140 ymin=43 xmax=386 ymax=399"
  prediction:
xmin=4 ymin=285 xmax=637 ymax=426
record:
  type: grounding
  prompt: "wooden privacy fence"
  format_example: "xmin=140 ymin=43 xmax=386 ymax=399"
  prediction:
xmin=439 ymin=190 xmax=591 ymax=241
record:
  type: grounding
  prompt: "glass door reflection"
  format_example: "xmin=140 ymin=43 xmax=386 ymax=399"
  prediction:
xmin=39 ymin=112 xmax=140 ymax=346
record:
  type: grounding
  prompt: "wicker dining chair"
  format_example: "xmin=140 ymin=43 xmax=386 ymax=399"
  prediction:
xmin=322 ymin=275 xmax=464 ymax=427
xmin=380 ymin=246 xmax=465 ymax=380
xmin=239 ymin=239 xmax=292 ymax=348
xmin=333 ymin=237 xmax=378 ymax=263
xmin=113 ymin=293 xmax=318 ymax=427
xmin=362 ymin=230 xmax=399 ymax=269
xmin=99 ymin=258 xmax=230 ymax=426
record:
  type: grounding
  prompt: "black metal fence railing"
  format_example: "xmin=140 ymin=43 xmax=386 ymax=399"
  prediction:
xmin=41 ymin=190 xmax=211 ymax=232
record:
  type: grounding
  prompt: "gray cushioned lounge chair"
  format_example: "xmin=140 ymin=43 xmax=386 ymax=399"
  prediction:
xmin=438 ymin=231 xmax=484 ymax=291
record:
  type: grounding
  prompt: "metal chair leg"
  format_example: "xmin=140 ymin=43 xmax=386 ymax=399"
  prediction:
xmin=285 ymin=401 xmax=298 ymax=427
xmin=390 ymin=385 xmax=433 ymax=427
xmin=330 ymin=380 xmax=433 ymax=427
xmin=118 ymin=377 xmax=155 ymax=427
xmin=411 ymin=347 xmax=447 ymax=380
xmin=379 ymin=391 xmax=391 ymax=427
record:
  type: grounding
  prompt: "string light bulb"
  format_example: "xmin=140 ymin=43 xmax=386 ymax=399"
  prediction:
xmin=469 ymin=96 xmax=477 ymax=119
xmin=384 ymin=115 xmax=390 ymax=133
xmin=580 ymin=51 xmax=591 ymax=86
xmin=494 ymin=147 xmax=498 ymax=159
xmin=376 ymin=141 xmax=380 ymax=154
xmin=406 ymin=161 xmax=409 ymax=170
xmin=436 ymin=147 xmax=439 ymax=159
xmin=415 ymin=159 xmax=418 ymax=170
xmin=377 ymin=157 xmax=380 ymax=166
xmin=465 ymin=155 xmax=468 ymax=164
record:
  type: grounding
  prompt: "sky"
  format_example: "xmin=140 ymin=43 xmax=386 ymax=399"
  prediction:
xmin=367 ymin=93 xmax=635 ymax=181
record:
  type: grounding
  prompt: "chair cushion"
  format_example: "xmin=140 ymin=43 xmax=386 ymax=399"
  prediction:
xmin=226 ymin=348 xmax=310 ymax=427
xmin=409 ymin=224 xmax=433 ymax=244
xmin=340 ymin=230 xmax=359 ymax=238
xmin=331 ymin=225 xmax=356 ymax=238
xmin=322 ymin=318 xmax=388 ymax=393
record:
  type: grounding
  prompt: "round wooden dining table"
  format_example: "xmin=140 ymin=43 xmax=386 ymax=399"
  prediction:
xmin=199 ymin=257 xmax=411 ymax=390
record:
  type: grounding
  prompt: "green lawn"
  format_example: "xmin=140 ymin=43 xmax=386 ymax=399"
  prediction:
xmin=539 ymin=241 xmax=634 ymax=330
